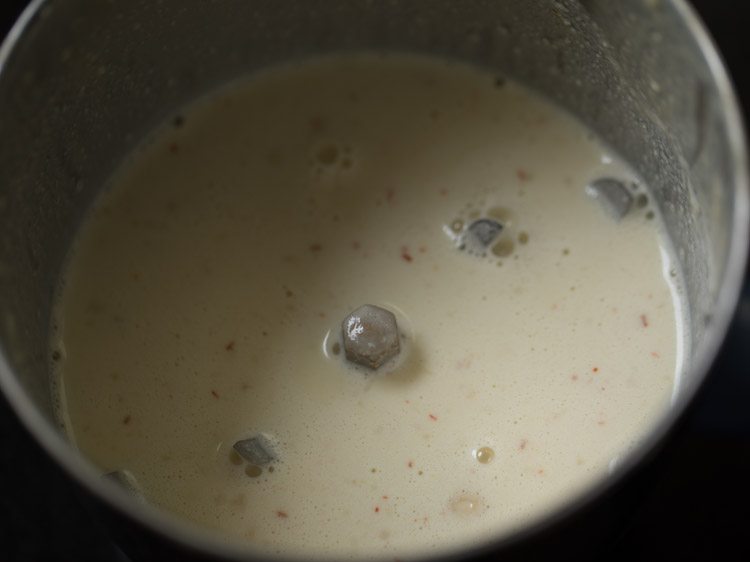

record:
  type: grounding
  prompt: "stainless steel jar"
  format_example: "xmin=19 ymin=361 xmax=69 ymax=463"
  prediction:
xmin=0 ymin=1 xmax=747 ymax=560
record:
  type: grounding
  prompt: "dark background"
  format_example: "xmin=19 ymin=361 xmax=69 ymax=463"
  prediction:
xmin=1 ymin=1 xmax=748 ymax=561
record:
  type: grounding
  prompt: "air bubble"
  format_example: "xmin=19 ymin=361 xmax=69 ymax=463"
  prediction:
xmin=450 ymin=493 xmax=484 ymax=515
xmin=474 ymin=447 xmax=495 ymax=464
xmin=492 ymin=238 xmax=514 ymax=257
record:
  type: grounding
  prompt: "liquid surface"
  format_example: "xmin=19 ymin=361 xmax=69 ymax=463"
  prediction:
xmin=53 ymin=54 xmax=682 ymax=560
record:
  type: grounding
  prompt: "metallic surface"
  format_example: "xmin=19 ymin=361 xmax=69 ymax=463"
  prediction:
xmin=0 ymin=1 xmax=747 ymax=560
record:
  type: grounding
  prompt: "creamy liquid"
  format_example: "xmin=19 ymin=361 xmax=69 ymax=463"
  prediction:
xmin=52 ymin=54 xmax=682 ymax=560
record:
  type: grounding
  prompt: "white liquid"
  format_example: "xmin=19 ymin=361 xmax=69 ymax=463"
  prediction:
xmin=52 ymin=54 xmax=682 ymax=560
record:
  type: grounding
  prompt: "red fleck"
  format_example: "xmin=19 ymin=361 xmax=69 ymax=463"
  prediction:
xmin=537 ymin=468 xmax=545 ymax=475
xmin=382 ymin=495 xmax=389 ymax=500
xmin=309 ymin=243 xmax=322 ymax=253
xmin=439 ymin=189 xmax=448 ymax=196
xmin=168 ymin=142 xmax=179 ymax=154
xmin=374 ymin=506 xmax=380 ymax=513
xmin=516 ymin=168 xmax=530 ymax=182
xmin=651 ymin=351 xmax=660 ymax=358
xmin=592 ymin=367 xmax=599 ymax=373
xmin=122 ymin=415 xmax=131 ymax=425
xmin=211 ymin=390 xmax=220 ymax=399
xmin=418 ymin=245 xmax=427 ymax=254
xmin=404 ymin=399 xmax=411 ymax=404
xmin=401 ymin=246 xmax=413 ymax=263
xmin=455 ymin=355 xmax=473 ymax=370
xmin=407 ymin=461 xmax=414 ymax=468
xmin=318 ymin=311 xmax=327 ymax=319
xmin=386 ymin=188 xmax=396 ymax=204
xmin=570 ymin=374 xmax=578 ymax=381
xmin=428 ymin=414 xmax=438 ymax=421
xmin=352 ymin=241 xmax=361 ymax=250
xmin=276 ymin=510 xmax=288 ymax=519
xmin=519 ymin=439 xmax=528 ymax=450
xmin=640 ymin=314 xmax=649 ymax=327
xmin=225 ymin=341 xmax=235 ymax=351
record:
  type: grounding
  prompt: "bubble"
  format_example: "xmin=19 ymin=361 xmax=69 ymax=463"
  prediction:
xmin=450 ymin=493 xmax=484 ymax=515
xmin=245 ymin=465 xmax=262 ymax=478
xmin=487 ymin=206 xmax=514 ymax=225
xmin=491 ymin=238 xmax=514 ymax=257
xmin=474 ymin=447 xmax=495 ymax=464
xmin=451 ymin=219 xmax=464 ymax=233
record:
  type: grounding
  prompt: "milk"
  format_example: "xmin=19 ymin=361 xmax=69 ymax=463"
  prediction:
xmin=51 ymin=54 xmax=683 ymax=559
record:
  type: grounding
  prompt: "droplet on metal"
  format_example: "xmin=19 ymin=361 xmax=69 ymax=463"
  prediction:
xmin=342 ymin=304 xmax=400 ymax=370
xmin=233 ymin=434 xmax=277 ymax=465
xmin=585 ymin=178 xmax=633 ymax=220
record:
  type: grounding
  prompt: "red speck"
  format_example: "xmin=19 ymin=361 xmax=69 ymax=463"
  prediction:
xmin=516 ymin=168 xmax=530 ymax=182
xmin=374 ymin=506 xmax=380 ymax=513
xmin=225 ymin=341 xmax=235 ymax=351
xmin=570 ymin=374 xmax=578 ymax=381
xmin=404 ymin=399 xmax=411 ymax=404
xmin=519 ymin=439 xmax=528 ymax=450
xmin=428 ymin=414 xmax=438 ymax=421
xmin=401 ymin=246 xmax=413 ymax=263
xmin=211 ymin=390 xmax=220 ymax=399
xmin=382 ymin=495 xmax=389 ymax=500
xmin=309 ymin=243 xmax=322 ymax=253
xmin=168 ymin=142 xmax=179 ymax=154
xmin=537 ymin=468 xmax=545 ymax=475
xmin=386 ymin=188 xmax=396 ymax=204
xmin=592 ymin=367 xmax=599 ymax=373
xmin=439 ymin=189 xmax=448 ymax=196
xmin=122 ymin=415 xmax=131 ymax=425
xmin=276 ymin=510 xmax=288 ymax=519
xmin=651 ymin=351 xmax=660 ymax=358
xmin=418 ymin=245 xmax=427 ymax=254
xmin=352 ymin=241 xmax=361 ymax=250
xmin=640 ymin=314 xmax=649 ymax=327
xmin=318 ymin=311 xmax=327 ymax=319
xmin=407 ymin=461 xmax=414 ymax=468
